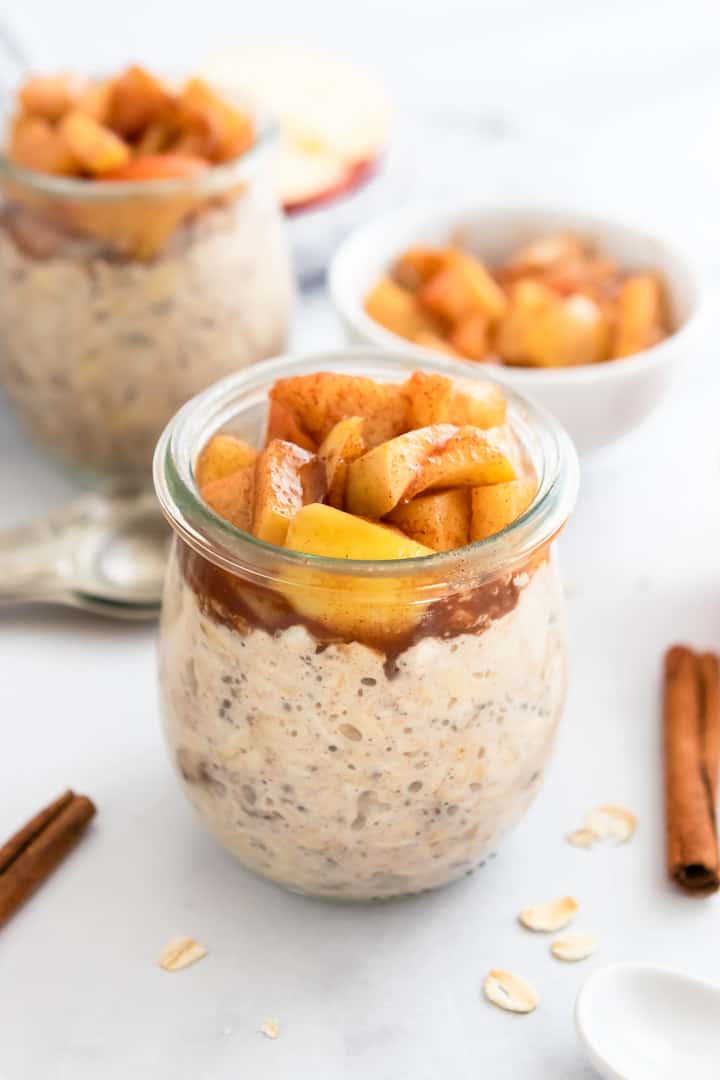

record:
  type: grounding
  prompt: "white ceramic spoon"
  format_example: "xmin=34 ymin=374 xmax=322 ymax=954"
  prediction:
xmin=576 ymin=963 xmax=720 ymax=1079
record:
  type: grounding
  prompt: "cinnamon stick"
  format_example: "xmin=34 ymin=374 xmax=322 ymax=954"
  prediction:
xmin=664 ymin=646 xmax=720 ymax=893
xmin=0 ymin=791 xmax=96 ymax=927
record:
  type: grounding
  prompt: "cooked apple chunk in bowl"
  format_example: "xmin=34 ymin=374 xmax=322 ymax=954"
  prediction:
xmin=330 ymin=206 xmax=701 ymax=454
xmin=154 ymin=351 xmax=579 ymax=900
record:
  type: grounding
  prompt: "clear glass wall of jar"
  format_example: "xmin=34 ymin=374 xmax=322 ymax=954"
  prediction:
xmin=154 ymin=350 xmax=579 ymax=900
xmin=0 ymin=118 xmax=294 ymax=490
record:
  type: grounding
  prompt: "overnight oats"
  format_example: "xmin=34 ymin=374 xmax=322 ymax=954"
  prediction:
xmin=154 ymin=351 xmax=579 ymax=900
xmin=0 ymin=67 xmax=293 ymax=488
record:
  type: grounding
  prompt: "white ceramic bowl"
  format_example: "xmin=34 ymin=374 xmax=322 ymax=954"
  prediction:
xmin=329 ymin=205 xmax=702 ymax=455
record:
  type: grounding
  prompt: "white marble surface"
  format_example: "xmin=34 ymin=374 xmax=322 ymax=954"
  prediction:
xmin=2 ymin=2 xmax=720 ymax=1076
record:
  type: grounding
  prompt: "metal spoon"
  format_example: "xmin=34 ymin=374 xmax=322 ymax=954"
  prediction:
xmin=576 ymin=963 xmax=720 ymax=1078
xmin=0 ymin=494 xmax=169 ymax=620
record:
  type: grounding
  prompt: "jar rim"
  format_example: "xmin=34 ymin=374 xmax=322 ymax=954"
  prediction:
xmin=0 ymin=119 xmax=278 ymax=201
xmin=153 ymin=347 xmax=580 ymax=583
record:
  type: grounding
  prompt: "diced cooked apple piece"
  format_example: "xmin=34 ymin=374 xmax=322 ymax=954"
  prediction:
xmin=364 ymin=276 xmax=443 ymax=342
xmin=19 ymin=73 xmax=86 ymax=121
xmin=201 ymin=466 xmax=255 ymax=533
xmin=506 ymin=232 xmax=586 ymax=273
xmin=419 ymin=251 xmax=507 ymax=323
xmin=286 ymin=503 xmax=434 ymax=560
xmin=195 ymin=434 xmax=257 ymax=487
xmin=9 ymin=116 xmax=78 ymax=175
xmin=176 ymin=78 xmax=254 ymax=163
xmin=387 ymin=489 xmax=470 ymax=551
xmin=58 ymin=111 xmax=131 ymax=175
xmin=265 ymin=399 xmax=316 ymax=451
xmin=282 ymin=504 xmax=434 ymax=641
xmin=75 ymin=80 xmax=113 ymax=124
xmin=318 ymin=417 xmax=365 ymax=509
xmin=496 ymin=280 xmax=610 ymax=366
xmin=611 ymin=274 xmax=666 ymax=358
xmin=103 ymin=154 xmax=209 ymax=181
xmin=107 ymin=65 xmax=171 ymax=138
xmin=269 ymin=372 xmax=409 ymax=448
xmin=470 ymin=477 xmax=536 ymax=541
xmin=403 ymin=426 xmax=516 ymax=500
xmin=403 ymin=371 xmax=506 ymax=430
xmin=412 ymin=331 xmax=460 ymax=356
xmin=346 ymin=424 xmax=456 ymax=518
xmin=393 ymin=248 xmax=451 ymax=290
xmin=252 ymin=440 xmax=325 ymax=546
xmin=449 ymin=312 xmax=489 ymax=361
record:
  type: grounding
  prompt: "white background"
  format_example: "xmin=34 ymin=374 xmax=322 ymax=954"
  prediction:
xmin=1 ymin=1 xmax=720 ymax=1076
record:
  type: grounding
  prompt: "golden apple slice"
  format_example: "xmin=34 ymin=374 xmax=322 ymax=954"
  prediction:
xmin=283 ymin=504 xmax=434 ymax=640
xmin=393 ymin=248 xmax=450 ymax=290
xmin=252 ymin=440 xmax=325 ymax=546
xmin=318 ymin=416 xmax=365 ymax=509
xmin=449 ymin=312 xmax=489 ymax=361
xmin=497 ymin=280 xmax=610 ymax=366
xmin=470 ymin=477 xmax=536 ymax=541
xmin=611 ymin=274 xmax=666 ymax=359
xmin=404 ymin=426 xmax=515 ymax=500
xmin=364 ymin=276 xmax=443 ymax=343
xmin=201 ymin=466 xmax=255 ymax=533
xmin=403 ymin=371 xmax=507 ymax=430
xmin=285 ymin=503 xmax=433 ymax=560
xmin=269 ymin=372 xmax=409 ymax=447
xmin=387 ymin=489 xmax=470 ymax=551
xmin=419 ymin=250 xmax=507 ymax=323
xmin=265 ymin=399 xmax=316 ymax=451
xmin=345 ymin=424 xmax=456 ymax=518
xmin=195 ymin=434 xmax=257 ymax=487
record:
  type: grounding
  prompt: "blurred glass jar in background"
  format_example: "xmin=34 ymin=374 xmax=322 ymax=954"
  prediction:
xmin=0 ymin=114 xmax=294 ymax=490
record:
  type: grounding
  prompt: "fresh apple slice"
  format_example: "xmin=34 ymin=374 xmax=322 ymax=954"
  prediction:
xmin=195 ymin=434 xmax=257 ymax=487
xmin=420 ymin=250 xmax=507 ymax=323
xmin=386 ymin=489 xmax=470 ymax=551
xmin=252 ymin=439 xmax=325 ymax=546
xmin=345 ymin=424 xmax=457 ymax=518
xmin=403 ymin=427 xmax=516 ymax=501
xmin=269 ymin=372 xmax=408 ymax=448
xmin=470 ymin=477 xmax=536 ymax=540
xmin=203 ymin=45 xmax=391 ymax=210
xmin=317 ymin=416 xmax=365 ymax=509
xmin=201 ymin=466 xmax=255 ymax=533
xmin=265 ymin=399 xmax=317 ymax=451
xmin=283 ymin=504 xmax=433 ymax=640
xmin=403 ymin=371 xmax=506 ymax=430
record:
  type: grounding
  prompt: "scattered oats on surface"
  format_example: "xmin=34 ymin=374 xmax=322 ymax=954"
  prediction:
xmin=484 ymin=970 xmax=538 ymax=1014
xmin=519 ymin=896 xmax=579 ymax=932
xmin=584 ymin=804 xmax=637 ymax=843
xmin=158 ymin=937 xmax=208 ymax=972
xmin=260 ymin=1019 xmax=280 ymax=1040
xmin=566 ymin=827 xmax=597 ymax=849
xmin=550 ymin=933 xmax=597 ymax=962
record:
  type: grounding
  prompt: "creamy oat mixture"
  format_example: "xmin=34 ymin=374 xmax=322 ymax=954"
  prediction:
xmin=0 ymin=189 xmax=293 ymax=487
xmin=159 ymin=552 xmax=567 ymax=900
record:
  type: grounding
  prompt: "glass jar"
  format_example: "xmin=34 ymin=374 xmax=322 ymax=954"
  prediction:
xmin=154 ymin=349 xmax=579 ymax=900
xmin=0 ymin=119 xmax=294 ymax=490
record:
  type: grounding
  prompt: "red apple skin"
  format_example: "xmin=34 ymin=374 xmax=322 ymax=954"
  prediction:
xmin=283 ymin=154 xmax=381 ymax=215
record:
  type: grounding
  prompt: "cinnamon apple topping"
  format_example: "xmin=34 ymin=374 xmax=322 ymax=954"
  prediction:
xmin=366 ymin=234 xmax=671 ymax=366
xmin=197 ymin=370 xmax=534 ymax=556
xmin=8 ymin=67 xmax=254 ymax=179
xmin=189 ymin=370 xmax=541 ymax=652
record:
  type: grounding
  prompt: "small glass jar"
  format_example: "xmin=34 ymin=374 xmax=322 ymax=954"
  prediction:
xmin=154 ymin=349 xmax=579 ymax=900
xmin=0 ymin=118 xmax=294 ymax=490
